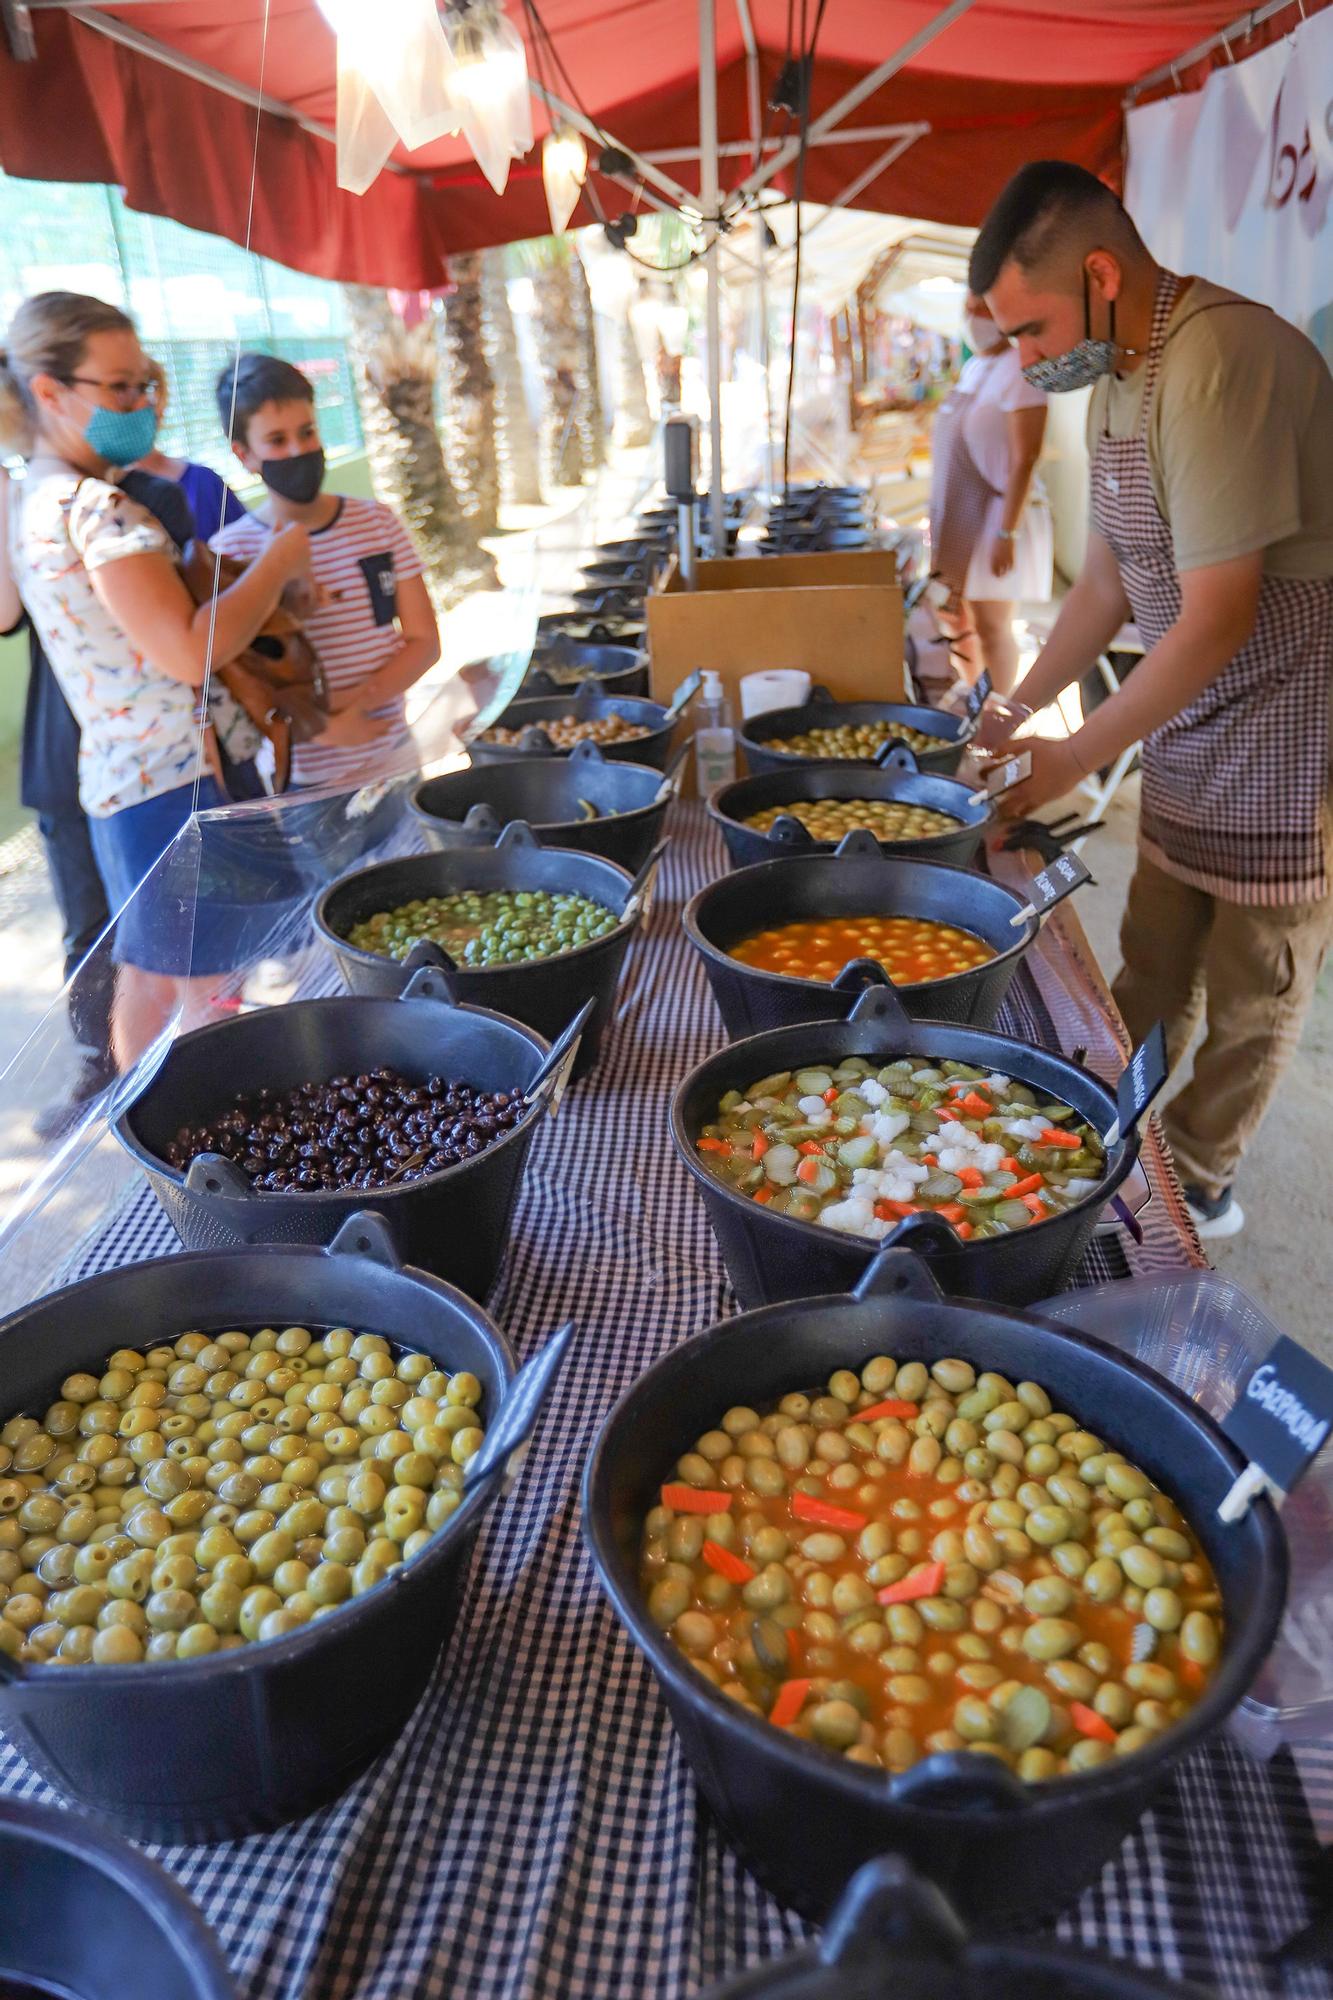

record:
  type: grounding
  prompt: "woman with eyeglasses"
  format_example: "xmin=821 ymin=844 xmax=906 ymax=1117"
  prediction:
xmin=0 ymin=291 xmax=311 ymax=1068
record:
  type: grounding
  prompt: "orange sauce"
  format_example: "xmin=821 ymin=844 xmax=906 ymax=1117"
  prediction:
xmin=729 ymin=915 xmax=996 ymax=985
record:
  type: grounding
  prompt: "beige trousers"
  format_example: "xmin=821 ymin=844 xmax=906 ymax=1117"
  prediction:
xmin=1112 ymin=852 xmax=1333 ymax=1198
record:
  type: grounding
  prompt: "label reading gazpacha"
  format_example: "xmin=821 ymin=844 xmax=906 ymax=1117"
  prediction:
xmin=1223 ymin=1336 xmax=1333 ymax=1497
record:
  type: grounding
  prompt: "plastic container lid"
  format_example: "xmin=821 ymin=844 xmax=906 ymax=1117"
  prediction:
xmin=1040 ymin=1270 xmax=1333 ymax=1753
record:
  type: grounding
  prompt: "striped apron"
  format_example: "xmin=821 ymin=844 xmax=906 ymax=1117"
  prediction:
xmin=1091 ymin=273 xmax=1333 ymax=906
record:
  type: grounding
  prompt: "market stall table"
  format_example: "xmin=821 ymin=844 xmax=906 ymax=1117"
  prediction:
xmin=0 ymin=802 xmax=1325 ymax=2000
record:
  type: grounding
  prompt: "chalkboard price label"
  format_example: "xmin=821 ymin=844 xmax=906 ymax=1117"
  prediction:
xmin=964 ymin=669 xmax=993 ymax=721
xmin=1106 ymin=1021 xmax=1169 ymax=1147
xmin=982 ymin=750 xmax=1032 ymax=800
xmin=1223 ymin=1335 xmax=1333 ymax=1499
xmin=1024 ymin=850 xmax=1091 ymax=917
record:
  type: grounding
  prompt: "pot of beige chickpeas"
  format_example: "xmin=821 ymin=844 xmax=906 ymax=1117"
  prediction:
xmin=583 ymin=1251 xmax=1288 ymax=1923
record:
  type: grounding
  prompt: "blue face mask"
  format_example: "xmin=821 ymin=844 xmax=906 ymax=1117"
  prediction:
xmin=80 ymin=400 xmax=159 ymax=466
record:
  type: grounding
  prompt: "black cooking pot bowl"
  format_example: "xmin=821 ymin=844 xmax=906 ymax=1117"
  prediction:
xmin=521 ymin=640 xmax=648 ymax=700
xmin=581 ymin=554 xmax=661 ymax=588
xmin=535 ymin=611 xmax=648 ymax=651
xmin=583 ymin=1247 xmax=1288 ymax=1924
xmin=0 ymin=1216 xmax=522 ymax=1842
xmin=707 ymin=748 xmax=989 ymax=872
xmin=700 ymin=1854 xmax=1207 ymax=1998
xmin=668 ymin=983 xmax=1138 ymax=1308
xmin=741 ymin=687 xmax=968 ymax=779
xmin=315 ymin=820 xmax=664 ymax=1076
xmin=468 ymin=675 xmax=698 ymax=771
xmin=760 ymin=527 xmax=871 ymax=554
xmin=0 ymin=1798 xmax=234 ymax=1997
xmin=683 ymin=832 xmax=1037 ymax=1039
xmin=570 ymin=581 xmax=646 ymax=615
xmin=113 ymin=970 xmax=557 ymax=1296
xmin=409 ymin=739 xmax=678 ymax=871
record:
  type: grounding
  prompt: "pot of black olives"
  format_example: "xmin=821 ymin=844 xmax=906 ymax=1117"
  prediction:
xmin=113 ymin=969 xmax=587 ymax=1298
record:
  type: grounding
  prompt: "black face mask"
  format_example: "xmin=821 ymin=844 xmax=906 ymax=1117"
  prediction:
xmin=259 ymin=448 xmax=325 ymax=505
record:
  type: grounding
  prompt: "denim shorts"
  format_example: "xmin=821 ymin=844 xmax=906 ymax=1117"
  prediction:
xmin=87 ymin=771 xmax=306 ymax=977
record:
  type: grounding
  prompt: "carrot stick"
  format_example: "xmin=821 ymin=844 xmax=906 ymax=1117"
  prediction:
xmin=1070 ymin=1701 xmax=1118 ymax=1743
xmin=935 ymin=1203 xmax=966 ymax=1224
xmin=1020 ymin=1193 xmax=1048 ymax=1216
xmin=955 ymin=1222 xmax=974 ymax=1240
xmin=877 ymin=1561 xmax=946 ymax=1605
xmin=858 ymin=1398 xmax=919 ymax=1422
xmin=791 ymin=1492 xmax=866 ymax=1532
xmin=1006 ymin=1174 xmax=1044 ymax=1198
xmin=797 ymin=1140 xmax=825 ymax=1156
xmin=1036 ymin=1128 xmax=1081 ymax=1149
xmin=998 ymin=1156 xmax=1021 ymax=1172
xmin=752 ymin=1186 xmax=774 ymax=1205
xmin=874 ymin=1199 xmax=920 ymax=1220
xmin=701 ymin=1539 xmax=756 ymax=1584
xmin=752 ymin=1132 xmax=770 ymax=1160
xmin=660 ymin=1483 xmax=732 ymax=1515
xmin=956 ymin=1167 xmax=985 ymax=1189
xmin=769 ymin=1678 xmax=812 ymax=1728
xmin=697 ymin=1136 xmax=730 ymax=1155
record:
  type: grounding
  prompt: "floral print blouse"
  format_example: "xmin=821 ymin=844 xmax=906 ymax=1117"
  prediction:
xmin=13 ymin=468 xmax=251 ymax=817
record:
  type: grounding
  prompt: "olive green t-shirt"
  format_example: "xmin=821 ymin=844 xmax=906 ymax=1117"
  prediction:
xmin=1087 ymin=276 xmax=1333 ymax=577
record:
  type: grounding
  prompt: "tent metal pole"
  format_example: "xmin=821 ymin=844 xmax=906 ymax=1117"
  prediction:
xmin=796 ymin=126 xmax=929 ymax=237
xmin=700 ymin=0 xmax=725 ymax=552
xmin=643 ymin=123 xmax=927 ymax=163
xmin=725 ymin=0 xmax=977 ymax=212
xmin=1126 ymin=0 xmax=1304 ymax=101
xmin=734 ymin=0 xmax=774 ymax=494
xmin=527 ymin=80 xmax=698 ymax=213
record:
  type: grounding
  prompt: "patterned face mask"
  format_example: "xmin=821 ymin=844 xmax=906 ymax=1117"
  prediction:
xmin=1022 ymin=269 xmax=1118 ymax=394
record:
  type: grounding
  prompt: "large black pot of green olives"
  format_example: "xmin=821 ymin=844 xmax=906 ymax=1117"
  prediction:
xmin=113 ymin=971 xmax=562 ymax=1297
xmin=739 ymin=689 xmax=969 ymax=779
xmin=315 ymin=822 xmax=667 ymax=1077
xmin=0 ymin=1217 xmax=519 ymax=1843
xmin=583 ymin=1249 xmax=1287 ymax=1924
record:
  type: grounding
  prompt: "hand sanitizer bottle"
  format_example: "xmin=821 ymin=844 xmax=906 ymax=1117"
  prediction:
xmin=695 ymin=670 xmax=736 ymax=792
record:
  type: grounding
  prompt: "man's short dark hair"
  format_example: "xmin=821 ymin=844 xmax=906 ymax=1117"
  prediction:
xmin=969 ymin=161 xmax=1139 ymax=295
xmin=216 ymin=352 xmax=315 ymax=443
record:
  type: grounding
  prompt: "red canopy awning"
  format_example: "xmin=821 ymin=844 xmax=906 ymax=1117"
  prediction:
xmin=0 ymin=2 xmax=1319 ymax=287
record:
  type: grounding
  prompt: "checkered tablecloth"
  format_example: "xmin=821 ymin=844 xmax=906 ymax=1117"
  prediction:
xmin=1 ymin=804 xmax=1326 ymax=1999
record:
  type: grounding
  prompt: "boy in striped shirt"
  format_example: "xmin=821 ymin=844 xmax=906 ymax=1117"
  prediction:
xmin=211 ymin=355 xmax=439 ymax=792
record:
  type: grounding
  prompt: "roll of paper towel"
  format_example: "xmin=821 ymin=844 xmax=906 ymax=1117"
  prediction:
xmin=739 ymin=670 xmax=811 ymax=720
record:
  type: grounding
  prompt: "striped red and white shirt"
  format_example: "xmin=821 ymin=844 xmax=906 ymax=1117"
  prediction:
xmin=212 ymin=496 xmax=424 ymax=791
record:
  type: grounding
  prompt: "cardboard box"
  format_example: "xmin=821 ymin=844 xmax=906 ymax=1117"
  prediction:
xmin=646 ymin=551 xmax=905 ymax=717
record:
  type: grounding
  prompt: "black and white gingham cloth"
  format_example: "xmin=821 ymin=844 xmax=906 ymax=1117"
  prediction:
xmin=1 ymin=805 xmax=1328 ymax=1998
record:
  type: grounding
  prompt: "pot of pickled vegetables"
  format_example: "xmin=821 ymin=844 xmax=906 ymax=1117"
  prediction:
xmin=739 ymin=692 xmax=968 ymax=779
xmin=707 ymin=759 xmax=989 ymax=872
xmin=684 ymin=837 xmax=1036 ymax=1038
xmin=669 ymin=986 xmax=1140 ymax=1308
xmin=469 ymin=682 xmax=693 ymax=772
xmin=0 ymin=1216 xmax=526 ymax=1842
xmin=317 ymin=821 xmax=660 ymax=1077
xmin=583 ymin=1247 xmax=1287 ymax=1921
xmin=410 ymin=740 xmax=672 ymax=872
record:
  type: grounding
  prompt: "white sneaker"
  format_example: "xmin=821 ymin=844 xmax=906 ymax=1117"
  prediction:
xmin=1183 ymin=1185 xmax=1245 ymax=1240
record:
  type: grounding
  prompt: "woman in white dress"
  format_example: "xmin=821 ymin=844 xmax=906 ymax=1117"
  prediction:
xmin=928 ymin=294 xmax=1053 ymax=691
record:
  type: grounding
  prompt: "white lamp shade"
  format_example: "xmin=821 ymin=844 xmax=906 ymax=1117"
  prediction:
xmin=444 ymin=7 xmax=535 ymax=198
xmin=317 ymin=0 xmax=463 ymax=192
xmin=542 ymin=127 xmax=588 ymax=234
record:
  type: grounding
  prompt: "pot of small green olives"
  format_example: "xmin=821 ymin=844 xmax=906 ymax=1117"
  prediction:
xmin=0 ymin=1215 xmax=520 ymax=1844
xmin=315 ymin=821 xmax=669 ymax=1078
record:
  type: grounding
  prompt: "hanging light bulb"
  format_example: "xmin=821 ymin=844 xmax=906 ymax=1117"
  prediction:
xmin=316 ymin=0 xmax=462 ymax=194
xmin=542 ymin=123 xmax=588 ymax=235
xmin=442 ymin=1 xmax=534 ymax=197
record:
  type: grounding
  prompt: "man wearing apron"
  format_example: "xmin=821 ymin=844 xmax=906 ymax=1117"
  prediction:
xmin=970 ymin=161 xmax=1333 ymax=1239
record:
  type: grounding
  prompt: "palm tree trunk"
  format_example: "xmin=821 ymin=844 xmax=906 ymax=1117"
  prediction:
xmin=342 ymin=285 xmax=496 ymax=604
xmin=532 ymin=257 xmax=588 ymax=488
xmin=568 ymin=250 xmax=606 ymax=472
xmin=482 ymin=249 xmax=543 ymax=509
xmin=615 ymin=309 xmax=654 ymax=448
xmin=441 ymin=252 xmax=500 ymax=539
